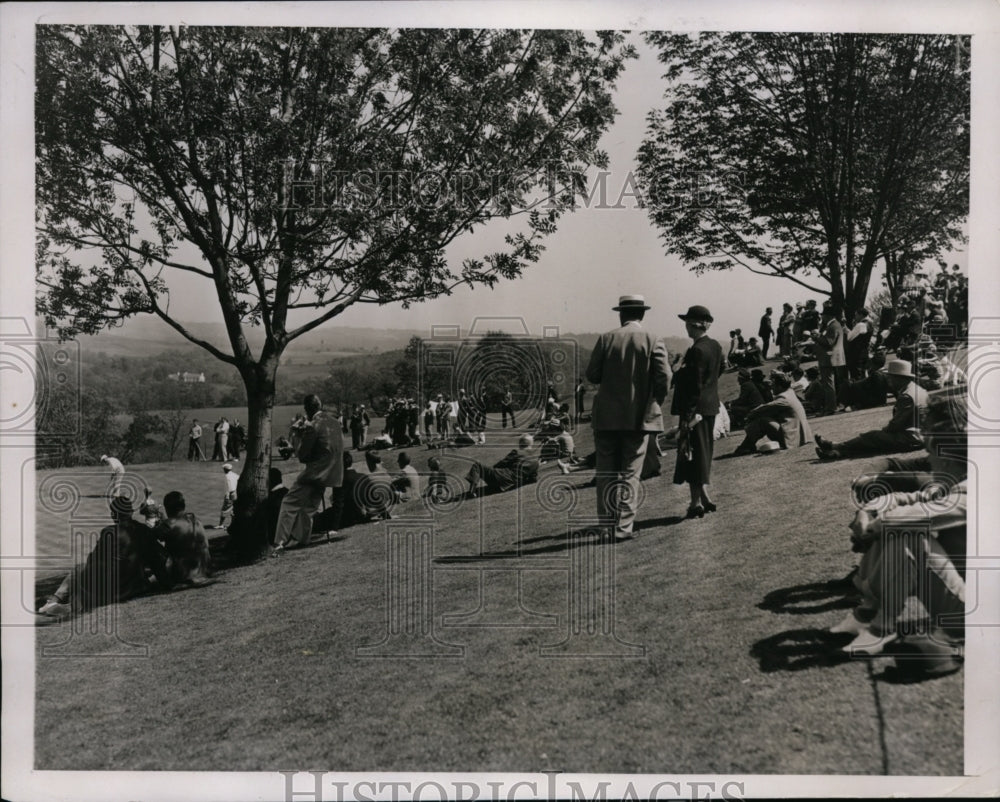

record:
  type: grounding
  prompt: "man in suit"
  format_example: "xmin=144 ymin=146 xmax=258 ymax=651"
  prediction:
xmin=815 ymin=360 xmax=928 ymax=460
xmin=671 ymin=305 xmax=724 ymax=518
xmin=813 ymin=299 xmax=847 ymax=414
xmin=586 ymin=294 xmax=671 ymax=540
xmin=272 ymin=394 xmax=344 ymax=553
xmin=758 ymin=307 xmax=774 ymax=359
xmin=732 ymin=371 xmax=812 ymax=455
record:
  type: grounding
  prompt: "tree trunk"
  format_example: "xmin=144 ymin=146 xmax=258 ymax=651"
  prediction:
xmin=226 ymin=358 xmax=278 ymax=562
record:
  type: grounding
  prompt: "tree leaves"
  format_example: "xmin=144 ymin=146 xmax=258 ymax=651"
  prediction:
xmin=638 ymin=32 xmax=968 ymax=314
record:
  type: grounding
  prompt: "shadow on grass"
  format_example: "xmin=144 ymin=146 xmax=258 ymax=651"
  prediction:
xmin=436 ymin=528 xmax=609 ymax=562
xmin=636 ymin=514 xmax=688 ymax=528
xmin=757 ymin=574 xmax=859 ymax=616
xmin=750 ymin=628 xmax=853 ymax=672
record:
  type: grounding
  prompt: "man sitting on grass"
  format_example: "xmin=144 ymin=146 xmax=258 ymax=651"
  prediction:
xmin=392 ymin=451 xmax=421 ymax=502
xmin=837 ymin=351 xmax=890 ymax=411
xmin=726 ymin=368 xmax=764 ymax=430
xmin=352 ymin=451 xmax=396 ymax=521
xmin=37 ymin=496 xmax=171 ymax=622
xmin=158 ymin=491 xmax=212 ymax=585
xmin=831 ymin=394 xmax=966 ymax=675
xmin=466 ymin=434 xmax=541 ymax=498
xmin=801 ymin=366 xmax=826 ymax=415
xmin=815 ymin=359 xmax=928 ymax=460
xmin=730 ymin=371 xmax=812 ymax=456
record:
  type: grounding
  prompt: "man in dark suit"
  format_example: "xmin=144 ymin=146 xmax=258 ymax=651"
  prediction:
xmin=586 ymin=294 xmax=671 ymax=540
xmin=758 ymin=307 xmax=774 ymax=359
xmin=671 ymin=305 xmax=724 ymax=518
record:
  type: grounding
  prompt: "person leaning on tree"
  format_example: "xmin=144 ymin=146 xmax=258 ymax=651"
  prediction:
xmin=272 ymin=394 xmax=344 ymax=554
xmin=586 ymin=294 xmax=670 ymax=541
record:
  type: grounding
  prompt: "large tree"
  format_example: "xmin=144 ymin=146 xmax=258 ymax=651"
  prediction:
xmin=637 ymin=33 xmax=969 ymax=318
xmin=36 ymin=26 xmax=635 ymax=557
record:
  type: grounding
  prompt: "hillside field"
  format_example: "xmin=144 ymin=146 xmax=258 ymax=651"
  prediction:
xmin=30 ymin=398 xmax=963 ymax=775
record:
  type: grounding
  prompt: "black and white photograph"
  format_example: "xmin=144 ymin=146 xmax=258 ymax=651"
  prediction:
xmin=2 ymin=2 xmax=998 ymax=800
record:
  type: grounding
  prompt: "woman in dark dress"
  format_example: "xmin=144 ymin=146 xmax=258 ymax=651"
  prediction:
xmin=671 ymin=305 xmax=724 ymax=518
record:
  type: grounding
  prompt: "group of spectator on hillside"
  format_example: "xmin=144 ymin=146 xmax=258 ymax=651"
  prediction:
xmin=39 ymin=271 xmax=970 ymax=679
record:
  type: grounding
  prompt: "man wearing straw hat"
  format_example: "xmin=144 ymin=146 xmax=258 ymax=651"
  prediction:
xmin=815 ymin=359 xmax=928 ymax=460
xmin=586 ymin=294 xmax=670 ymax=541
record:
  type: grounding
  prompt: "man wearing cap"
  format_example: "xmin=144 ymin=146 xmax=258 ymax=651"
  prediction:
xmin=812 ymin=300 xmax=847 ymax=415
xmin=815 ymin=359 xmax=928 ymax=460
xmin=219 ymin=462 xmax=240 ymax=528
xmin=273 ymin=394 xmax=345 ymax=552
xmin=672 ymin=305 xmax=724 ymax=518
xmin=731 ymin=371 xmax=812 ymax=455
xmin=586 ymin=295 xmax=670 ymax=539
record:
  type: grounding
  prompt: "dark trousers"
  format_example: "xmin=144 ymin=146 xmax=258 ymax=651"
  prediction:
xmin=501 ymin=404 xmax=515 ymax=428
xmin=761 ymin=333 xmax=771 ymax=358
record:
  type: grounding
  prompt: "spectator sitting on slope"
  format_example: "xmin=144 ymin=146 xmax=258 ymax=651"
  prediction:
xmin=466 ymin=434 xmax=541 ymax=498
xmin=726 ymin=368 xmax=764 ymax=430
xmin=814 ymin=359 xmax=928 ymax=461
xmin=37 ymin=497 xmax=171 ymax=621
xmin=831 ymin=394 xmax=966 ymax=675
xmin=730 ymin=371 xmax=813 ymax=456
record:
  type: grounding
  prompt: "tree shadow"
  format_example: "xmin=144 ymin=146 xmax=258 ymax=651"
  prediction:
xmin=757 ymin=574 xmax=859 ymax=616
xmin=750 ymin=628 xmax=853 ymax=672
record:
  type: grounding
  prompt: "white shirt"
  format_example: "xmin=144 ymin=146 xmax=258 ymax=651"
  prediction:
xmin=224 ymin=471 xmax=239 ymax=494
xmin=104 ymin=457 xmax=124 ymax=473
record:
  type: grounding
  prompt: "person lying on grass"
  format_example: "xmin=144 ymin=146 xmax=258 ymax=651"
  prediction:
xmin=37 ymin=496 xmax=172 ymax=622
xmin=465 ymin=434 xmax=541 ymax=498
xmin=830 ymin=394 xmax=966 ymax=675
xmin=814 ymin=359 xmax=928 ymax=460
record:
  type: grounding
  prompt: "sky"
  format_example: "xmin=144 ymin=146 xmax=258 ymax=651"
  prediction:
xmin=41 ymin=32 xmax=967 ymax=345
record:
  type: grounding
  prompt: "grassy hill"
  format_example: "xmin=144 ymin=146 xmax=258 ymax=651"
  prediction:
xmin=32 ymin=398 xmax=961 ymax=774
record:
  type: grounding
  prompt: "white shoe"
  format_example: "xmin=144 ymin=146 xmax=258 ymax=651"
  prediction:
xmin=38 ymin=597 xmax=71 ymax=618
xmin=557 ymin=460 xmax=570 ymax=475
xmin=843 ymin=628 xmax=898 ymax=655
xmin=829 ymin=611 xmax=868 ymax=635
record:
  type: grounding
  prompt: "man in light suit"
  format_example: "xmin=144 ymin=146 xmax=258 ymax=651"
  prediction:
xmin=813 ymin=299 xmax=847 ymax=414
xmin=815 ymin=360 xmax=928 ymax=460
xmin=273 ymin=394 xmax=344 ymax=553
xmin=586 ymin=294 xmax=671 ymax=540
xmin=731 ymin=370 xmax=812 ymax=455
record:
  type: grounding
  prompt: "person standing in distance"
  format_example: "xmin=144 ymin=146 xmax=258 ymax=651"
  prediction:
xmin=758 ymin=307 xmax=774 ymax=360
xmin=671 ymin=305 xmax=724 ymax=519
xmin=586 ymin=294 xmax=670 ymax=541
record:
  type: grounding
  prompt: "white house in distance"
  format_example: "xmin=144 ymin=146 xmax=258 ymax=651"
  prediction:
xmin=167 ymin=371 xmax=206 ymax=383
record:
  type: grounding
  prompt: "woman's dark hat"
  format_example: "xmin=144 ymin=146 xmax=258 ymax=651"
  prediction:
xmin=678 ymin=305 xmax=714 ymax=323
